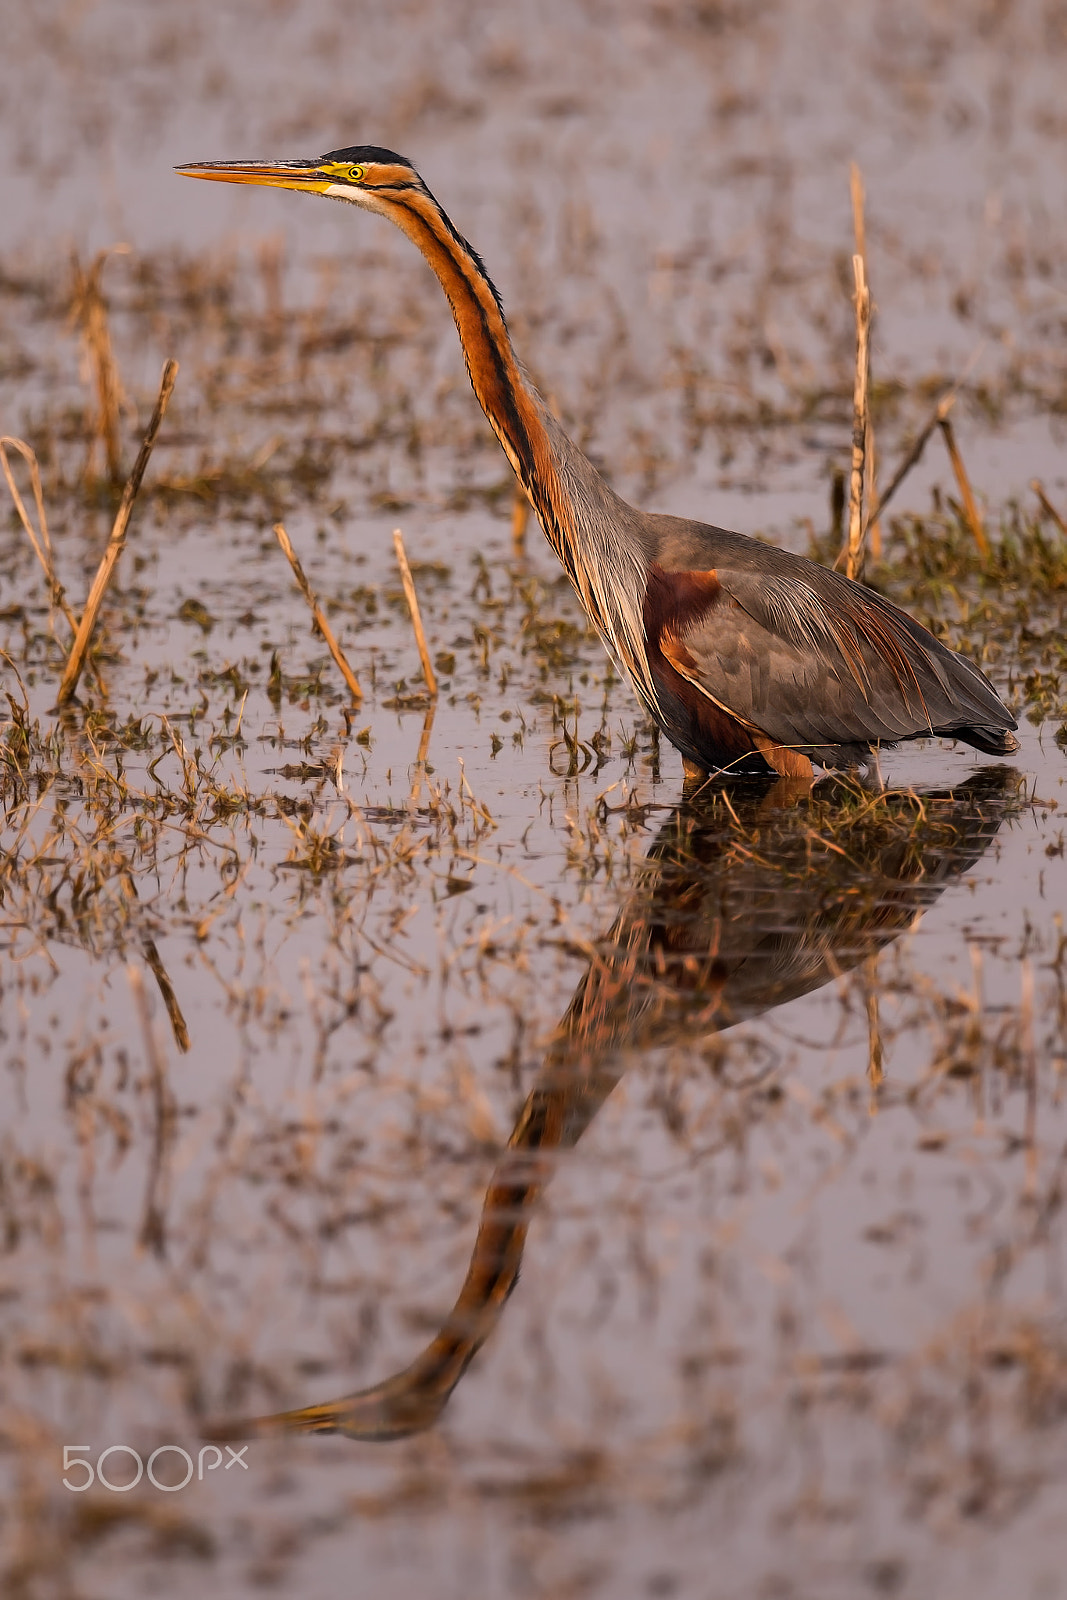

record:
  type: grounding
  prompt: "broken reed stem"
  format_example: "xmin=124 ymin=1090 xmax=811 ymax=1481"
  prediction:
xmin=1032 ymin=479 xmax=1067 ymax=538
xmin=393 ymin=527 xmax=438 ymax=697
xmin=72 ymin=248 xmax=127 ymax=484
xmin=57 ymin=359 xmax=178 ymax=705
xmin=273 ymin=522 xmax=363 ymax=703
xmin=846 ymin=254 xmax=871 ymax=581
xmin=938 ymin=416 xmax=989 ymax=559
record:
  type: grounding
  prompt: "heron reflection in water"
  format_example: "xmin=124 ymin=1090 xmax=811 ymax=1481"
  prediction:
xmin=205 ymin=767 xmax=1019 ymax=1444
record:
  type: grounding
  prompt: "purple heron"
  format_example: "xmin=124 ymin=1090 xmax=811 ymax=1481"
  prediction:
xmin=178 ymin=147 xmax=1019 ymax=783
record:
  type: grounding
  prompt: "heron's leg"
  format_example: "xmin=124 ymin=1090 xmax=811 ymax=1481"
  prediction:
xmin=682 ymin=757 xmax=708 ymax=785
xmin=869 ymin=747 xmax=886 ymax=791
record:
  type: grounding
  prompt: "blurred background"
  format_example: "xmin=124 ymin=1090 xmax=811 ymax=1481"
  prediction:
xmin=4 ymin=0 xmax=1067 ymax=527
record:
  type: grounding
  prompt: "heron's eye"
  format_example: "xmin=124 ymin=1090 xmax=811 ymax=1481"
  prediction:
xmin=348 ymin=165 xmax=365 ymax=183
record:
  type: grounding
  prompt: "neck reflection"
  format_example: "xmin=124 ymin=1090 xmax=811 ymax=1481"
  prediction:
xmin=206 ymin=767 xmax=1019 ymax=1443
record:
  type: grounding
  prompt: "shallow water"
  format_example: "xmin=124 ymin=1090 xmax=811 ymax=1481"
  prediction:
xmin=1 ymin=3 xmax=1066 ymax=1598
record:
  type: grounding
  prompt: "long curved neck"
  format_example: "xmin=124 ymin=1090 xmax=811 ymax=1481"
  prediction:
xmin=381 ymin=184 xmax=657 ymax=710
xmin=385 ymin=188 xmax=562 ymax=528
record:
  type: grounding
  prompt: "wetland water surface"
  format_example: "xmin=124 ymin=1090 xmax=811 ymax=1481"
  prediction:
xmin=1 ymin=2 xmax=1067 ymax=1597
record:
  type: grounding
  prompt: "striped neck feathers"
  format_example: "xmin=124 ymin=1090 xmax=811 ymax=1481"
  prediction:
xmin=383 ymin=184 xmax=658 ymax=715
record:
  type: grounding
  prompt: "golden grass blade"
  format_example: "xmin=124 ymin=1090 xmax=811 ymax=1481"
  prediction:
xmin=1 ymin=437 xmax=71 ymax=626
xmin=273 ymin=522 xmax=363 ymax=703
xmin=57 ymin=359 xmax=179 ymax=704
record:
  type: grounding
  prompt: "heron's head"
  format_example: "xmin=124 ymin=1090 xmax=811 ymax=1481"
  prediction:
xmin=175 ymin=145 xmax=423 ymax=215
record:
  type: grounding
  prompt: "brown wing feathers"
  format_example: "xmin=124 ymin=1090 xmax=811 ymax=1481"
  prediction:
xmin=642 ymin=564 xmax=792 ymax=776
xmin=641 ymin=556 xmax=1016 ymax=774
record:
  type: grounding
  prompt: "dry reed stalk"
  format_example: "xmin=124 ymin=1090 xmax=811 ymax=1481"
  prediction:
xmin=846 ymin=253 xmax=871 ymax=581
xmin=938 ymin=416 xmax=989 ymax=559
xmin=511 ymin=488 xmax=529 ymax=555
xmin=273 ymin=523 xmax=363 ymax=703
xmin=71 ymin=248 xmax=128 ymax=484
xmin=57 ymin=360 xmax=178 ymax=704
xmin=1032 ymin=479 xmax=1067 ymax=538
xmin=393 ymin=527 xmax=438 ymax=697
xmin=849 ymin=162 xmax=867 ymax=265
xmin=850 ymin=165 xmax=881 ymax=562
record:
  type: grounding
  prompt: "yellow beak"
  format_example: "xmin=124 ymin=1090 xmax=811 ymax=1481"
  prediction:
xmin=175 ymin=160 xmax=332 ymax=194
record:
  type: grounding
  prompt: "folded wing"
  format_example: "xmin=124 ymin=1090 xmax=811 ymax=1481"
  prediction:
xmin=654 ymin=557 xmax=1016 ymax=766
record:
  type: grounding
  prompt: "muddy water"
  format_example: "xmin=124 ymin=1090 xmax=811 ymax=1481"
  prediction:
xmin=2 ymin=3 xmax=1067 ymax=1598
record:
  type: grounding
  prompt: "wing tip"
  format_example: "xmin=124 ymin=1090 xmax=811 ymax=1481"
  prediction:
xmin=970 ymin=726 xmax=1020 ymax=756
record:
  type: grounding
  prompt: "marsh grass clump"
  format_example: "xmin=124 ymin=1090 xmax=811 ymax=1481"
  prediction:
xmin=875 ymin=504 xmax=1067 ymax=732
